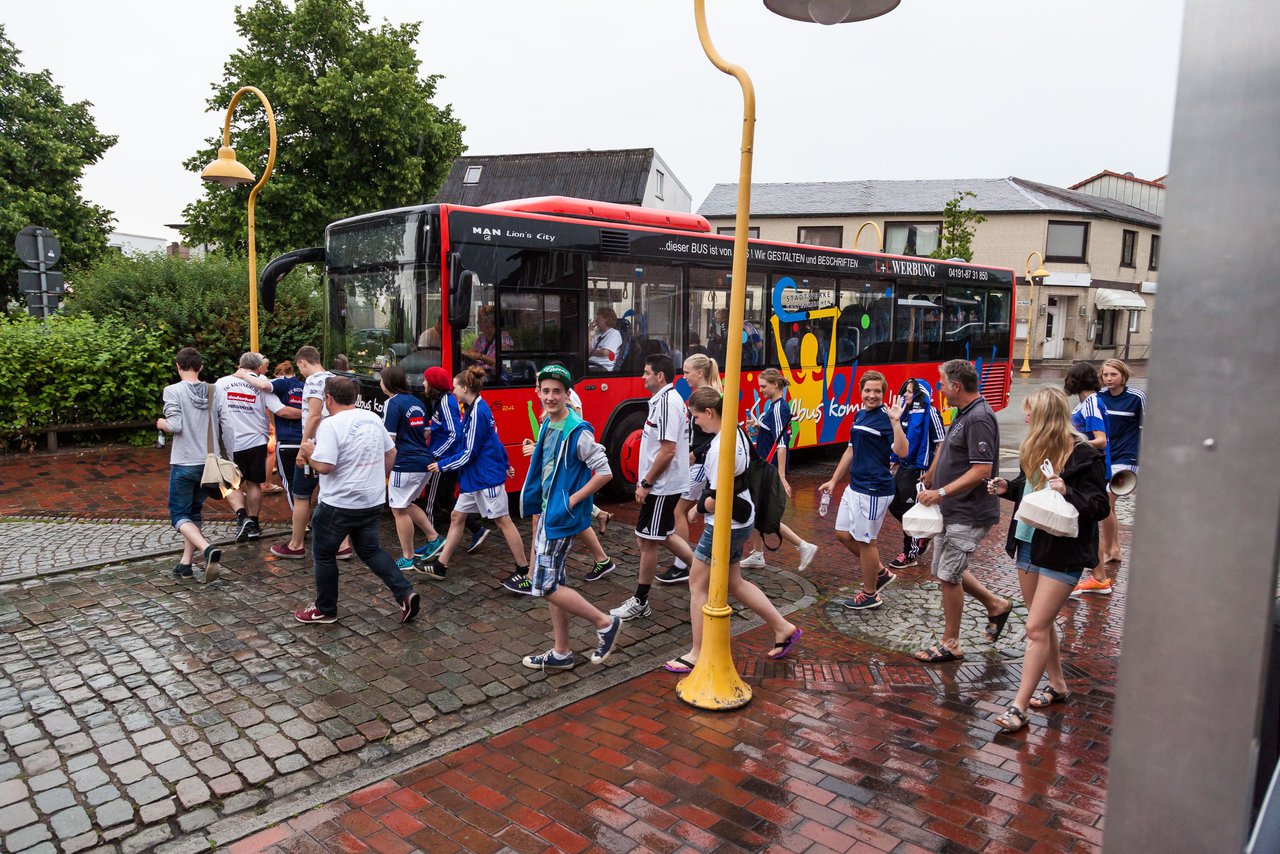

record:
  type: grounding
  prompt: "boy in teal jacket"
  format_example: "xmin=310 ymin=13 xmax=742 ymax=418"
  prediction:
xmin=519 ymin=365 xmax=622 ymax=670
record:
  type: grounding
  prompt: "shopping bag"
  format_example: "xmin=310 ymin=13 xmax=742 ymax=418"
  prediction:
xmin=1014 ymin=460 xmax=1079 ymax=538
xmin=901 ymin=483 xmax=944 ymax=539
xmin=200 ymin=383 xmax=243 ymax=499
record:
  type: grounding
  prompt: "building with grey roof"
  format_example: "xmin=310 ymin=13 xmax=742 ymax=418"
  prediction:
xmin=698 ymin=175 xmax=1161 ymax=364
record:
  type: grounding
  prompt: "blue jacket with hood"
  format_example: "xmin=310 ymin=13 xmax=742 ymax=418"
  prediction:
xmin=519 ymin=409 xmax=611 ymax=540
xmin=890 ymin=378 xmax=945 ymax=471
xmin=435 ymin=396 xmax=510 ymax=492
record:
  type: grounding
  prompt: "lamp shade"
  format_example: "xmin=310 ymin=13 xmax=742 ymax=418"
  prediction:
xmin=1029 ymin=263 xmax=1050 ymax=281
xmin=200 ymin=146 xmax=256 ymax=188
xmin=764 ymin=0 xmax=901 ymax=25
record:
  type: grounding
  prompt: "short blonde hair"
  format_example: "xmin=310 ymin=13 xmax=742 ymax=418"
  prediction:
xmin=1102 ymin=358 xmax=1130 ymax=384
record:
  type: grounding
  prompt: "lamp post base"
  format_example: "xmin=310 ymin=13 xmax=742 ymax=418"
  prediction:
xmin=675 ymin=604 xmax=752 ymax=711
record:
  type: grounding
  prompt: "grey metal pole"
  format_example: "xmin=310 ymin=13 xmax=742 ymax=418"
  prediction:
xmin=1105 ymin=1 xmax=1280 ymax=851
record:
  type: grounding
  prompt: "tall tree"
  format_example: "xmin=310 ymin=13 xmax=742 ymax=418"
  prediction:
xmin=0 ymin=26 xmax=116 ymax=305
xmin=182 ymin=0 xmax=466 ymax=254
xmin=929 ymin=191 xmax=986 ymax=263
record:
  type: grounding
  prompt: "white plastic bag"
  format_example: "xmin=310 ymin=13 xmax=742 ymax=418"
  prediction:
xmin=901 ymin=483 xmax=944 ymax=540
xmin=1014 ymin=460 xmax=1079 ymax=539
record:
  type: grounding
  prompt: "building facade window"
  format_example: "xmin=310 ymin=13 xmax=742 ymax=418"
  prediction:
xmin=716 ymin=226 xmax=760 ymax=238
xmin=1045 ymin=220 xmax=1089 ymax=263
xmin=1129 ymin=310 xmax=1141 ymax=333
xmin=1121 ymin=230 xmax=1137 ymax=268
xmin=884 ymin=222 xmax=941 ymax=257
xmin=1149 ymin=234 xmax=1161 ymax=271
xmin=797 ymin=226 xmax=843 ymax=247
xmin=655 ymin=169 xmax=665 ymax=200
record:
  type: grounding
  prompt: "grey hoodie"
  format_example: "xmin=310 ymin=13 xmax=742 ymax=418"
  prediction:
xmin=163 ymin=381 xmax=219 ymax=466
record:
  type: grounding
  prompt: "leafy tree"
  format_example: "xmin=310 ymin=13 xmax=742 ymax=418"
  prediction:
xmin=930 ymin=191 xmax=987 ymax=263
xmin=182 ymin=0 xmax=466 ymax=254
xmin=66 ymin=251 xmax=323 ymax=380
xmin=0 ymin=26 xmax=116 ymax=305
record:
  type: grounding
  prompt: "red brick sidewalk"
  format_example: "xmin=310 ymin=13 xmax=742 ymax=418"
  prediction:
xmin=228 ymin=467 xmax=1126 ymax=854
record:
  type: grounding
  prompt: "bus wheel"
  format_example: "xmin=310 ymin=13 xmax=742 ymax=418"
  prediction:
xmin=605 ymin=408 xmax=646 ymax=501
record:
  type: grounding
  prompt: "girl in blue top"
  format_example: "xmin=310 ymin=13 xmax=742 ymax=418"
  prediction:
xmin=740 ymin=369 xmax=819 ymax=573
xmin=1064 ymin=361 xmax=1115 ymax=595
xmin=380 ymin=366 xmax=445 ymax=572
xmin=1099 ymin=358 xmax=1145 ymax=567
xmin=421 ymin=366 xmax=527 ymax=585
xmin=422 ymin=366 xmax=489 ymax=556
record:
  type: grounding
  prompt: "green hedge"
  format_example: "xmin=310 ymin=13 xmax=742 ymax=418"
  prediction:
xmin=0 ymin=314 xmax=171 ymax=435
xmin=65 ymin=251 xmax=324 ymax=380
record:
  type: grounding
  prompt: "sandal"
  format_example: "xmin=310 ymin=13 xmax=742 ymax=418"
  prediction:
xmin=663 ymin=656 xmax=695 ymax=674
xmin=1029 ymin=686 xmax=1070 ymax=709
xmin=767 ymin=628 xmax=803 ymax=660
xmin=985 ymin=602 xmax=1014 ymax=643
xmin=995 ymin=705 xmax=1030 ymax=732
xmin=914 ymin=642 xmax=964 ymax=663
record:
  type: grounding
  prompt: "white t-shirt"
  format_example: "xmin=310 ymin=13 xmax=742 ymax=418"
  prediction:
xmin=639 ymin=384 xmax=690 ymax=495
xmin=214 ymin=374 xmax=284 ymax=452
xmin=702 ymin=431 xmax=754 ymax=530
xmin=568 ymin=388 xmax=583 ymax=413
xmin=589 ymin=327 xmax=623 ymax=371
xmin=301 ymin=370 xmax=333 ymax=422
xmin=311 ymin=408 xmax=394 ymax=509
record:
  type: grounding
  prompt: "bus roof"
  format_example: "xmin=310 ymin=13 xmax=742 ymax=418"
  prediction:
xmin=482 ymin=196 xmax=711 ymax=233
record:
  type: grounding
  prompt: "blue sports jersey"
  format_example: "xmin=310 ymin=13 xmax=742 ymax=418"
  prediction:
xmin=891 ymin=385 xmax=945 ymax=471
xmin=848 ymin=407 xmax=896 ymax=497
xmin=1102 ymin=386 xmax=1145 ymax=466
xmin=436 ymin=396 xmax=510 ymax=492
xmin=270 ymin=376 xmax=304 ymax=444
xmin=383 ymin=393 xmax=432 ymax=472
xmin=755 ymin=397 xmax=792 ymax=463
xmin=428 ymin=394 xmax=464 ymax=459
xmin=1072 ymin=393 xmax=1112 ymax=479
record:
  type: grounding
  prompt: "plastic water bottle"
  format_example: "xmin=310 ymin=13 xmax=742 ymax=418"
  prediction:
xmin=818 ymin=489 xmax=831 ymax=518
xmin=155 ymin=430 xmax=166 ymax=448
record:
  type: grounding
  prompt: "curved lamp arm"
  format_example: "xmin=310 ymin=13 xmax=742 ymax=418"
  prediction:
xmin=854 ymin=220 xmax=883 ymax=252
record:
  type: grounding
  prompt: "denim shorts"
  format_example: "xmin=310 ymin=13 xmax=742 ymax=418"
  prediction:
xmin=1014 ymin=540 xmax=1083 ymax=588
xmin=693 ymin=524 xmax=753 ymax=565
xmin=168 ymin=464 xmax=206 ymax=530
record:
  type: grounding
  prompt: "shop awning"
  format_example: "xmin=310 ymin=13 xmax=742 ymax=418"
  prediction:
xmin=1095 ymin=288 xmax=1147 ymax=310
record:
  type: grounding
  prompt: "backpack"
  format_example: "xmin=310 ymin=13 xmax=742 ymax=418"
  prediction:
xmin=734 ymin=426 xmax=788 ymax=550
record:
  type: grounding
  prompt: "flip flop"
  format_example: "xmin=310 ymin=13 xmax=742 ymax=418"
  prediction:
xmin=914 ymin=642 xmax=964 ymax=663
xmin=986 ymin=603 xmax=1014 ymax=643
xmin=663 ymin=656 xmax=695 ymax=674
xmin=767 ymin=627 xmax=803 ymax=660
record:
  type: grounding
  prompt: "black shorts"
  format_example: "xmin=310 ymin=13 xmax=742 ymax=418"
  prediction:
xmin=635 ymin=491 xmax=680 ymax=541
xmin=233 ymin=444 xmax=268 ymax=484
xmin=889 ymin=466 xmax=924 ymax=520
xmin=276 ymin=444 xmax=301 ymax=507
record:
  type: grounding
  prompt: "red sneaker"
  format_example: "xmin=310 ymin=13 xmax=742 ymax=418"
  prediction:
xmin=294 ymin=604 xmax=337 ymax=624
xmin=270 ymin=543 xmax=306 ymax=559
xmin=336 ymin=547 xmax=354 ymax=561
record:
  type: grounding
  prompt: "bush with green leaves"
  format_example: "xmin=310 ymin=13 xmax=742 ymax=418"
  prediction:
xmin=65 ymin=250 xmax=323 ymax=379
xmin=0 ymin=313 xmax=171 ymax=437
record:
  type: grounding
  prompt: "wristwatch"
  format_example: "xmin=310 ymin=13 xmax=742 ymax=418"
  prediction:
xmin=639 ymin=479 xmax=653 ymax=489
xmin=938 ymin=486 xmax=948 ymax=497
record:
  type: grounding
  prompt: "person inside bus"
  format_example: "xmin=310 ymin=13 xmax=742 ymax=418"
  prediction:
xmin=462 ymin=305 xmax=511 ymax=376
xmin=417 ymin=317 xmax=443 ymax=351
xmin=588 ymin=307 xmax=622 ymax=371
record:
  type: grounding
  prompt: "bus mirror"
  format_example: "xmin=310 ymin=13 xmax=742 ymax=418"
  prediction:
xmin=450 ymin=269 xmax=475 ymax=327
xmin=259 ymin=246 xmax=324 ymax=312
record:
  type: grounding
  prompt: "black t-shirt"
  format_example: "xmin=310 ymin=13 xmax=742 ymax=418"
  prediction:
xmin=933 ymin=396 xmax=1001 ymax=528
xmin=688 ymin=411 xmax=714 ymax=465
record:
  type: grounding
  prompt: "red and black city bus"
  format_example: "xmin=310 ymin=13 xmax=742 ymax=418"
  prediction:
xmin=262 ymin=196 xmax=1015 ymax=496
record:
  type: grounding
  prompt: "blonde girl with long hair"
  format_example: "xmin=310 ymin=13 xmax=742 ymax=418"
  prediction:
xmin=658 ymin=354 xmax=723 ymax=584
xmin=740 ymin=368 xmax=820 ymax=572
xmin=987 ymin=386 xmax=1110 ymax=732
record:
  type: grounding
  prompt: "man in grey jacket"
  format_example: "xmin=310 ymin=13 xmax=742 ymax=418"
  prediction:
xmin=156 ymin=347 xmax=222 ymax=582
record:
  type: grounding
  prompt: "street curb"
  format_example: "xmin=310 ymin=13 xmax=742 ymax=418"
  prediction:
xmin=162 ymin=572 xmax=821 ymax=853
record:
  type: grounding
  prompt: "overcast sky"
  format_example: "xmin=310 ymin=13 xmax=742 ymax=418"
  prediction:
xmin=6 ymin=0 xmax=1186 ymax=238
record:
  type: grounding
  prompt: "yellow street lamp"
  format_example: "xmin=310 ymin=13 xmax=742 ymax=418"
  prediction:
xmin=1019 ymin=251 xmax=1051 ymax=374
xmin=853 ymin=220 xmax=883 ymax=251
xmin=201 ymin=86 xmax=277 ymax=354
xmin=678 ymin=0 xmax=899 ymax=712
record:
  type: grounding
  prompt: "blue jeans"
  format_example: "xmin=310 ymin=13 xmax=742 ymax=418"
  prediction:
xmin=168 ymin=465 xmax=206 ymax=530
xmin=311 ymin=502 xmax=413 ymax=617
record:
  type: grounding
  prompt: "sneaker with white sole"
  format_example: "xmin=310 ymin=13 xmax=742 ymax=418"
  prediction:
xmin=797 ymin=542 xmax=818 ymax=572
xmin=844 ymin=590 xmax=882 ymax=610
xmin=584 ymin=559 xmax=616 ymax=583
xmin=399 ymin=591 xmax=421 ymax=624
xmin=246 ymin=519 xmax=262 ymax=540
xmin=395 ymin=557 xmax=415 ymax=572
xmin=522 ymin=649 xmax=576 ymax=671
xmin=656 ymin=563 xmax=690 ymax=584
xmin=875 ymin=567 xmax=898 ymax=591
xmin=270 ymin=543 xmax=306 ymax=559
xmin=740 ymin=550 xmax=766 ymax=568
xmin=172 ymin=562 xmax=193 ymax=579
xmin=415 ymin=557 xmax=447 ymax=580
xmin=1071 ymin=576 xmax=1113 ymax=596
xmin=294 ymin=603 xmax=337 ymax=624
xmin=416 ymin=536 xmax=446 ymax=560
xmin=590 ymin=616 xmax=622 ymax=664
xmin=336 ymin=547 xmax=353 ymax=561
xmin=609 ymin=596 xmax=652 ymax=621
xmin=202 ymin=546 xmax=222 ymax=583
xmin=502 ymin=571 xmax=534 ymax=596
xmin=234 ymin=516 xmax=253 ymax=543
xmin=467 ymin=527 xmax=490 ymax=554
xmin=888 ymin=551 xmax=917 ymax=570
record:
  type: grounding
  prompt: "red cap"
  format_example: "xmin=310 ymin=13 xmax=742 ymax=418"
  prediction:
xmin=423 ymin=366 xmax=451 ymax=392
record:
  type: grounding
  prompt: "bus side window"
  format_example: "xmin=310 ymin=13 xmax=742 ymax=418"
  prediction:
xmin=892 ymin=288 xmax=943 ymax=363
xmin=587 ymin=259 xmax=639 ymax=373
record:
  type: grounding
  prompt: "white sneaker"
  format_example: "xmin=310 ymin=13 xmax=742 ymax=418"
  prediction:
xmin=609 ymin=596 xmax=652 ymax=621
xmin=740 ymin=550 xmax=766 ymax=568
xmin=797 ymin=542 xmax=818 ymax=572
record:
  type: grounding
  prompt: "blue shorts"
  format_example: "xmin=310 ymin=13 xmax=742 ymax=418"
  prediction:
xmin=1014 ymin=540 xmax=1083 ymax=588
xmin=530 ymin=516 xmax=573 ymax=597
xmin=291 ymin=461 xmax=319 ymax=497
xmin=692 ymin=524 xmax=753 ymax=566
xmin=168 ymin=465 xmax=206 ymax=531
